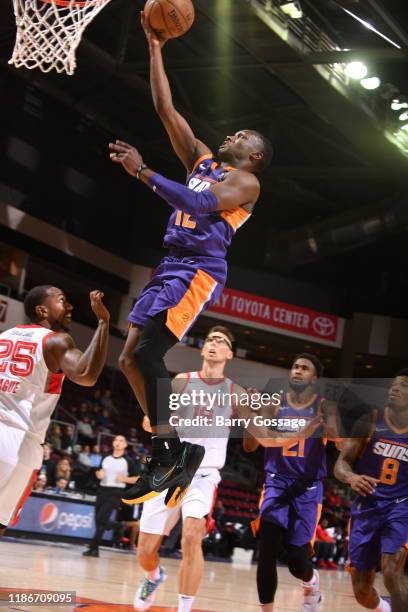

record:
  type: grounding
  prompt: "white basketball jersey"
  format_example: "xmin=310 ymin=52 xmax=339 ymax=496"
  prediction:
xmin=0 ymin=325 xmax=65 ymax=442
xmin=176 ymin=371 xmax=235 ymax=470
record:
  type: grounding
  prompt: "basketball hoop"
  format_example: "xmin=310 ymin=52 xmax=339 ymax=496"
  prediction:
xmin=9 ymin=0 xmax=113 ymax=75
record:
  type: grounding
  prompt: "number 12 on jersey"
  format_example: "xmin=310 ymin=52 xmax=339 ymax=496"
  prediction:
xmin=175 ymin=211 xmax=196 ymax=229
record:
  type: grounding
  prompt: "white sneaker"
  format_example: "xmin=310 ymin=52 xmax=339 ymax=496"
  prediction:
xmin=301 ymin=569 xmax=322 ymax=611
xmin=133 ymin=567 xmax=167 ymax=610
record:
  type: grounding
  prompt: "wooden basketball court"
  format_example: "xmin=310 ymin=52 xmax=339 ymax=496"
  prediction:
xmin=0 ymin=539 xmax=386 ymax=611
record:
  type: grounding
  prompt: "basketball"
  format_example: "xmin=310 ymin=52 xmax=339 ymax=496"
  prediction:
xmin=144 ymin=0 xmax=195 ymax=40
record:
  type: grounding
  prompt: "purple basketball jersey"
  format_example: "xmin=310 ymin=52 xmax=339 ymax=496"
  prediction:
xmin=354 ymin=407 xmax=408 ymax=500
xmin=264 ymin=393 xmax=327 ymax=481
xmin=163 ymin=155 xmax=251 ymax=258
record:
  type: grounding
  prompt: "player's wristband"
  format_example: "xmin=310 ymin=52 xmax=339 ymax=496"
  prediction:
xmin=147 ymin=173 xmax=219 ymax=215
xmin=136 ymin=163 xmax=148 ymax=180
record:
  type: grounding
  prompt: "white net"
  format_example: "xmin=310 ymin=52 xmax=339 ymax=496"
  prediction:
xmin=9 ymin=0 xmax=112 ymax=75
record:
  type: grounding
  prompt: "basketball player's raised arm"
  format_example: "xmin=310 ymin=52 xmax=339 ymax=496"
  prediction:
xmin=44 ymin=291 xmax=110 ymax=387
xmin=109 ymin=141 xmax=260 ymax=213
xmin=141 ymin=12 xmax=210 ymax=172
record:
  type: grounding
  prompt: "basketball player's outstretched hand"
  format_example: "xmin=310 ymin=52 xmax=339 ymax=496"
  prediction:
xmin=349 ymin=474 xmax=380 ymax=497
xmin=89 ymin=290 xmax=110 ymax=322
xmin=109 ymin=141 xmax=143 ymax=177
xmin=140 ymin=11 xmax=166 ymax=48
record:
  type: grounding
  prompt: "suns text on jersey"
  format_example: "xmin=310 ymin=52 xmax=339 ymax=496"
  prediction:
xmin=373 ymin=440 xmax=408 ymax=462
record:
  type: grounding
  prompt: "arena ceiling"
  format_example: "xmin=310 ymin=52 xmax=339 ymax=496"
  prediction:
xmin=0 ymin=0 xmax=408 ymax=317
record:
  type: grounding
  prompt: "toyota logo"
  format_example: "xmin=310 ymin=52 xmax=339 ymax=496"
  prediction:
xmin=312 ymin=316 xmax=335 ymax=337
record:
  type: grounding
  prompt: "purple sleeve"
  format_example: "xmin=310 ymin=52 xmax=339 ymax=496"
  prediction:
xmin=147 ymin=173 xmax=219 ymax=215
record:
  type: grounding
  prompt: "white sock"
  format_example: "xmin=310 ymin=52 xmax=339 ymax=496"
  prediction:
xmin=178 ymin=594 xmax=195 ymax=612
xmin=376 ymin=598 xmax=391 ymax=612
xmin=147 ymin=566 xmax=160 ymax=581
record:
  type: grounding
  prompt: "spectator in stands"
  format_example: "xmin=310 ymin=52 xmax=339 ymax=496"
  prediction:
xmin=128 ymin=427 xmax=139 ymax=446
xmin=39 ymin=442 xmax=56 ymax=487
xmin=79 ymin=401 xmax=92 ymax=419
xmin=48 ymin=422 xmax=62 ymax=451
xmin=325 ymin=486 xmax=343 ymax=508
xmin=94 ymin=409 xmax=112 ymax=431
xmin=60 ymin=424 xmax=75 ymax=454
xmin=33 ymin=474 xmax=48 ymax=492
xmin=78 ymin=444 xmax=93 ymax=467
xmin=77 ymin=416 xmax=96 ymax=445
xmin=101 ymin=389 xmax=118 ymax=415
xmin=92 ymin=389 xmax=103 ymax=408
xmin=55 ymin=458 xmax=72 ymax=485
xmin=314 ymin=518 xmax=338 ymax=569
xmin=89 ymin=445 xmax=102 ymax=468
xmin=53 ymin=477 xmax=69 ymax=494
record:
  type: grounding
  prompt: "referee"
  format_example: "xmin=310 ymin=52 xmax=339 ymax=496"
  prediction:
xmin=83 ymin=434 xmax=140 ymax=557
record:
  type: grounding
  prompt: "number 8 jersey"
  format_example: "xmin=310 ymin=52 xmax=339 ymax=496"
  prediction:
xmin=354 ymin=407 xmax=408 ymax=500
xmin=0 ymin=325 xmax=65 ymax=442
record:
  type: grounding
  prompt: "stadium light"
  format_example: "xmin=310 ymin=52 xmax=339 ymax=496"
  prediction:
xmin=279 ymin=1 xmax=303 ymax=19
xmin=360 ymin=76 xmax=381 ymax=90
xmin=391 ymin=100 xmax=408 ymax=111
xmin=345 ymin=61 xmax=368 ymax=80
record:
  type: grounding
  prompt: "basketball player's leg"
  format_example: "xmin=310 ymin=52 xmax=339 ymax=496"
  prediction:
xmin=379 ymin=500 xmax=408 ymax=611
xmin=137 ymin=531 xmax=164 ymax=572
xmin=132 ymin=311 xmax=178 ymax=437
xmin=118 ymin=325 xmax=147 ymax=413
xmin=381 ymin=548 xmax=408 ymax=612
xmin=257 ymin=479 xmax=291 ymax=609
xmin=286 ymin=543 xmax=314 ymax=582
xmin=348 ymin=506 xmax=390 ymax=611
xmin=134 ymin=491 xmax=179 ymax=610
xmin=256 ymin=518 xmax=285 ymax=611
xmin=0 ymin=426 xmax=42 ymax=533
xmin=351 ymin=568 xmax=385 ymax=609
xmin=177 ymin=474 xmax=219 ymax=612
xmin=289 ymin=493 xmax=322 ymax=609
xmin=178 ymin=517 xmax=206 ymax=595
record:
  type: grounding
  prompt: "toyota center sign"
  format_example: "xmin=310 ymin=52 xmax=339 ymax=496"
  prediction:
xmin=206 ymin=288 xmax=344 ymax=347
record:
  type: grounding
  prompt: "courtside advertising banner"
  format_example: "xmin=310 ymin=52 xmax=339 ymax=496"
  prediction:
xmin=11 ymin=495 xmax=111 ymax=540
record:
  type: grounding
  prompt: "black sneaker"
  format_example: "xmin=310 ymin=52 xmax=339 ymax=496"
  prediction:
xmin=164 ymin=438 xmax=207 ymax=507
xmin=82 ymin=548 xmax=99 ymax=557
xmin=122 ymin=442 xmax=205 ymax=505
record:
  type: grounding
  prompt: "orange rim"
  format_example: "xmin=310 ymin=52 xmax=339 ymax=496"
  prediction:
xmin=39 ymin=0 xmax=103 ymax=8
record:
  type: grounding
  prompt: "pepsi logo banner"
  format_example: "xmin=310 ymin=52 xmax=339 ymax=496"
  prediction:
xmin=11 ymin=494 xmax=110 ymax=539
xmin=206 ymin=288 xmax=344 ymax=347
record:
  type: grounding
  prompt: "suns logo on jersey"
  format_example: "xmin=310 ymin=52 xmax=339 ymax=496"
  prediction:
xmin=373 ymin=440 xmax=408 ymax=462
xmin=188 ymin=177 xmax=212 ymax=192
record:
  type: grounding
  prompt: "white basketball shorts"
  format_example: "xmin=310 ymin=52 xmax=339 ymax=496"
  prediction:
xmin=140 ymin=468 xmax=221 ymax=536
xmin=0 ymin=421 xmax=43 ymax=526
